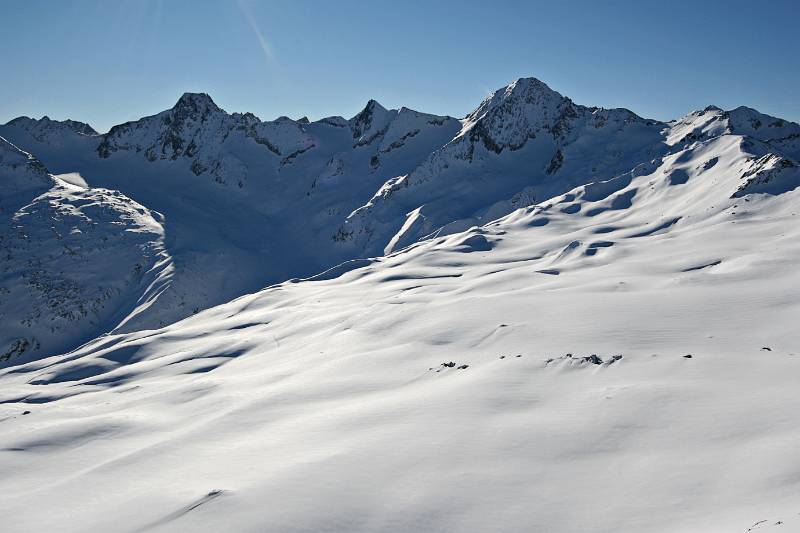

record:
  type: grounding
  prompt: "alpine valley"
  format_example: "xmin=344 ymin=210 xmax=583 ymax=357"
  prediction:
xmin=1 ymin=78 xmax=799 ymax=532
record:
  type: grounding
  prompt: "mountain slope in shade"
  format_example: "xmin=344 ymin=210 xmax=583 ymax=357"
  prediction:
xmin=1 ymin=109 xmax=799 ymax=531
xmin=3 ymin=115 xmax=97 ymax=141
xmin=0 ymin=137 xmax=52 ymax=211
xmin=0 ymin=94 xmax=462 ymax=348
xmin=0 ymin=138 xmax=166 ymax=364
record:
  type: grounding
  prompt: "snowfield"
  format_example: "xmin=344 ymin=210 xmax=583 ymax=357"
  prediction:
xmin=1 ymin=78 xmax=800 ymax=532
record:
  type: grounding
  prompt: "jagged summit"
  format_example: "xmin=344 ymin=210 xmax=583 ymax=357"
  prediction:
xmin=448 ymin=75 xmax=662 ymax=163
xmin=172 ymin=92 xmax=222 ymax=115
xmin=459 ymin=77 xmax=573 ymax=151
xmin=349 ymin=99 xmax=394 ymax=145
xmin=476 ymin=77 xmax=565 ymax=110
xmin=343 ymin=98 xmax=460 ymax=153
xmin=466 ymin=76 xmax=661 ymax=135
xmin=502 ymin=76 xmax=562 ymax=98
xmin=358 ymin=99 xmax=389 ymax=115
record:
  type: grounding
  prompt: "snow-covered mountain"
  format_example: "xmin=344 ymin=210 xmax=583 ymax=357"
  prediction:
xmin=0 ymin=137 xmax=166 ymax=364
xmin=2 ymin=77 xmax=799 ymax=367
xmin=0 ymin=93 xmax=462 ymax=348
xmin=1 ymin=81 xmax=799 ymax=530
xmin=336 ymin=77 xmax=666 ymax=255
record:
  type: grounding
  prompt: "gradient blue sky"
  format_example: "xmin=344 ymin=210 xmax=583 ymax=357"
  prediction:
xmin=1 ymin=0 xmax=798 ymax=132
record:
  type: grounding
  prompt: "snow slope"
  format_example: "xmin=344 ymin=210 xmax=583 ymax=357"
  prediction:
xmin=1 ymin=100 xmax=800 ymax=532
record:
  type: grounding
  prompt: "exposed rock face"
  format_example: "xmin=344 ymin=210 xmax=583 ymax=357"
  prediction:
xmin=461 ymin=77 xmax=580 ymax=155
xmin=350 ymin=99 xmax=395 ymax=147
xmin=734 ymin=153 xmax=800 ymax=197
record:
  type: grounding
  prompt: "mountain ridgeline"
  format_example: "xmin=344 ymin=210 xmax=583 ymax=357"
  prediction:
xmin=1 ymin=77 xmax=799 ymax=363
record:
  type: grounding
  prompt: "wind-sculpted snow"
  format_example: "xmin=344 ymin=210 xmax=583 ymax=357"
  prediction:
xmin=1 ymin=112 xmax=799 ymax=531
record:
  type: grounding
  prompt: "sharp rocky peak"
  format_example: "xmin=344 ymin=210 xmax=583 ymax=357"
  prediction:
xmin=361 ymin=99 xmax=389 ymax=115
xmin=349 ymin=99 xmax=396 ymax=145
xmin=504 ymin=76 xmax=561 ymax=97
xmin=172 ymin=92 xmax=222 ymax=116
xmin=472 ymin=77 xmax=566 ymax=115
xmin=456 ymin=77 xmax=578 ymax=154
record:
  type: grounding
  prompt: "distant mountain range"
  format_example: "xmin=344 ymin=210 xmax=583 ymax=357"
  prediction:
xmin=2 ymin=77 xmax=799 ymax=364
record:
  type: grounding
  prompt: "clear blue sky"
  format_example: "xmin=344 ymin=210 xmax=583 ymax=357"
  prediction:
xmin=1 ymin=0 xmax=798 ymax=132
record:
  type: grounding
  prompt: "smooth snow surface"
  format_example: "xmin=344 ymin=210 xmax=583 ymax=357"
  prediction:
xmin=1 ymin=79 xmax=800 ymax=532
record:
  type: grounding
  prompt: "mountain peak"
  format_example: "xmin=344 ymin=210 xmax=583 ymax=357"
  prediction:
xmin=505 ymin=76 xmax=557 ymax=93
xmin=363 ymin=99 xmax=388 ymax=114
xmin=502 ymin=77 xmax=564 ymax=103
xmin=173 ymin=92 xmax=221 ymax=115
xmin=468 ymin=77 xmax=567 ymax=121
xmin=350 ymin=99 xmax=395 ymax=145
xmin=456 ymin=76 xmax=574 ymax=153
